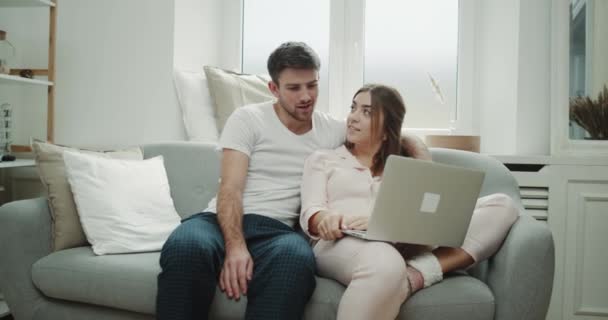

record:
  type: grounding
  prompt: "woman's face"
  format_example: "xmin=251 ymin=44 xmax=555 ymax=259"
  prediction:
xmin=346 ymin=91 xmax=384 ymax=148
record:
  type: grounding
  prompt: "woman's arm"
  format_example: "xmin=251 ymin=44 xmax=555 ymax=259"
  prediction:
xmin=301 ymin=151 xmax=351 ymax=241
xmin=300 ymin=151 xmax=331 ymax=239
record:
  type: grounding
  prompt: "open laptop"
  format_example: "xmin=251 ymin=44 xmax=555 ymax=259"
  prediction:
xmin=342 ymin=155 xmax=485 ymax=247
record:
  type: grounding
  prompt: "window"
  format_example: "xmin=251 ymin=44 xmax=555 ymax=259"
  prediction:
xmin=242 ymin=0 xmax=472 ymax=133
xmin=242 ymin=0 xmax=331 ymax=110
xmin=364 ymin=0 xmax=459 ymax=129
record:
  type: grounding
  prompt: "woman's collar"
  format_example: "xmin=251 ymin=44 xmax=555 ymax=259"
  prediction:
xmin=335 ymin=145 xmax=368 ymax=170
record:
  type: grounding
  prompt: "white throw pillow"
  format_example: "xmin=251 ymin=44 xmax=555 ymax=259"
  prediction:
xmin=173 ymin=70 xmax=219 ymax=142
xmin=63 ymin=151 xmax=181 ymax=255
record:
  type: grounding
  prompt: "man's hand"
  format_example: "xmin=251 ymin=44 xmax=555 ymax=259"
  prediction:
xmin=315 ymin=212 xmax=346 ymax=241
xmin=216 ymin=149 xmax=252 ymax=300
xmin=219 ymin=244 xmax=253 ymax=300
xmin=342 ymin=215 xmax=369 ymax=231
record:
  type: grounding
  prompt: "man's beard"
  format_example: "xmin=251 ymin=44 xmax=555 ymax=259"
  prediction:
xmin=277 ymin=97 xmax=314 ymax=122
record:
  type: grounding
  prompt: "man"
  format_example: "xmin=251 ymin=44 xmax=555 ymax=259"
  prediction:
xmin=156 ymin=42 xmax=428 ymax=319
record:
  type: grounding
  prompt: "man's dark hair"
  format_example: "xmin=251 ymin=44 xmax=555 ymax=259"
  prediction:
xmin=267 ymin=42 xmax=321 ymax=85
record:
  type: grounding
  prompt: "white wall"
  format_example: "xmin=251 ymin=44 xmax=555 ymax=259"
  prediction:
xmin=474 ymin=0 xmax=552 ymax=155
xmin=475 ymin=0 xmax=520 ymax=154
xmin=53 ymin=0 xmax=184 ymax=147
xmin=516 ymin=0 xmax=551 ymax=155
xmin=219 ymin=0 xmax=243 ymax=71
xmin=173 ymin=0 xmax=240 ymax=72
xmin=173 ymin=0 xmax=221 ymax=72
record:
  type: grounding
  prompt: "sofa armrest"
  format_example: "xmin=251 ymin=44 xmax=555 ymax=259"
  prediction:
xmin=486 ymin=214 xmax=554 ymax=320
xmin=0 ymin=197 xmax=53 ymax=320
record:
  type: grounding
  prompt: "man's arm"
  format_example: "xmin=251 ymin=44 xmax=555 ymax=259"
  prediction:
xmin=401 ymin=133 xmax=432 ymax=161
xmin=217 ymin=149 xmax=252 ymax=300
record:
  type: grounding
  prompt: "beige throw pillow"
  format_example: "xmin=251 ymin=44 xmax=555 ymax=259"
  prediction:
xmin=32 ymin=140 xmax=143 ymax=251
xmin=203 ymin=66 xmax=275 ymax=131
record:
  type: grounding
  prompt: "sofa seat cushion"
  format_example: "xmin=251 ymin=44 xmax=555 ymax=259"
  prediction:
xmin=30 ymin=247 xmax=347 ymax=318
xmin=400 ymin=272 xmax=495 ymax=320
xmin=32 ymin=247 xmax=160 ymax=314
xmin=32 ymin=248 xmax=493 ymax=319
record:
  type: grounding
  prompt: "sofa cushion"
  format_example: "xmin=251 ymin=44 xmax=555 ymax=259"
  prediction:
xmin=63 ymin=152 xmax=181 ymax=255
xmin=400 ymin=272 xmax=495 ymax=319
xmin=142 ymin=142 xmax=221 ymax=220
xmin=32 ymin=247 xmax=159 ymax=314
xmin=32 ymin=248 xmax=494 ymax=319
xmin=30 ymin=247 xmax=345 ymax=317
xmin=173 ymin=70 xmax=219 ymax=143
xmin=203 ymin=66 xmax=274 ymax=131
xmin=32 ymin=140 xmax=143 ymax=251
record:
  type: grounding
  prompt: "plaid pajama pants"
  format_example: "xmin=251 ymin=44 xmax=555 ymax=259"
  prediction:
xmin=156 ymin=212 xmax=316 ymax=320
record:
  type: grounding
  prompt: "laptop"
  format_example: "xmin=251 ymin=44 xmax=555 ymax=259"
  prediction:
xmin=342 ymin=155 xmax=485 ymax=247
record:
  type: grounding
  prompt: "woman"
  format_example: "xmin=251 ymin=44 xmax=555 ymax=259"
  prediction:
xmin=300 ymin=84 xmax=518 ymax=320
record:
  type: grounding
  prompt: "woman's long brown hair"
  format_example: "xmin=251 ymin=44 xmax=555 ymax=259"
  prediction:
xmin=345 ymin=84 xmax=409 ymax=176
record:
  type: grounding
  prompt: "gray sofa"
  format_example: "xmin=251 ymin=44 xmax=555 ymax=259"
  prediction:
xmin=0 ymin=142 xmax=554 ymax=320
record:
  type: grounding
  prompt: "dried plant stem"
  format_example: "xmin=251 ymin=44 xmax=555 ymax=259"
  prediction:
xmin=570 ymin=84 xmax=608 ymax=139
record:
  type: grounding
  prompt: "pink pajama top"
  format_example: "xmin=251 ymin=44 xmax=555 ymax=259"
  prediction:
xmin=300 ymin=145 xmax=383 ymax=240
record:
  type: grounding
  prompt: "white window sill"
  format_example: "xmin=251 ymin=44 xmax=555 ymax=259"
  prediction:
xmin=402 ymin=128 xmax=453 ymax=138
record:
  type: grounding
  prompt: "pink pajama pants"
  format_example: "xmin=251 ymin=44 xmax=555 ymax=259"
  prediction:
xmin=313 ymin=193 xmax=519 ymax=320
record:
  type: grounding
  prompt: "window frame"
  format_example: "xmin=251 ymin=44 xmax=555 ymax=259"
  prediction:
xmin=240 ymin=0 xmax=477 ymax=135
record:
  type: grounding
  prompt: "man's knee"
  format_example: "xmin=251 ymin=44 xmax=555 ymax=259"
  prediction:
xmin=253 ymin=233 xmax=316 ymax=294
xmin=269 ymin=234 xmax=315 ymax=272
xmin=250 ymin=233 xmax=316 ymax=305
xmin=160 ymin=226 xmax=223 ymax=272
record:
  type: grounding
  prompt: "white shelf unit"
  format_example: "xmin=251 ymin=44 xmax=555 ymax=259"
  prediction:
xmin=0 ymin=0 xmax=55 ymax=7
xmin=0 ymin=73 xmax=53 ymax=86
xmin=0 ymin=159 xmax=35 ymax=169
xmin=0 ymin=0 xmax=56 ymax=152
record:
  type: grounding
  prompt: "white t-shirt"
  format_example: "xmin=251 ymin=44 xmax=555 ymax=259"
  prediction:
xmin=204 ymin=101 xmax=345 ymax=227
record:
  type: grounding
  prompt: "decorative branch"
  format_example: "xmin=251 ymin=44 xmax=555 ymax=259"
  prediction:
xmin=569 ymin=84 xmax=608 ymax=140
xmin=427 ymin=72 xmax=446 ymax=105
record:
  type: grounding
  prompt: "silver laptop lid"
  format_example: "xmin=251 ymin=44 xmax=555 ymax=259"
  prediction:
xmin=366 ymin=155 xmax=485 ymax=247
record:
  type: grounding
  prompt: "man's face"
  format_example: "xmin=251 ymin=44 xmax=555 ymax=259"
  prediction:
xmin=269 ymin=68 xmax=319 ymax=122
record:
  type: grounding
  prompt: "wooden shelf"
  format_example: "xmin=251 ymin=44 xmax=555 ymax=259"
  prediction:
xmin=0 ymin=0 xmax=55 ymax=7
xmin=0 ymin=74 xmax=53 ymax=86
xmin=0 ymin=159 xmax=35 ymax=169
xmin=10 ymin=144 xmax=33 ymax=153
xmin=0 ymin=0 xmax=56 ymax=146
xmin=10 ymin=68 xmax=49 ymax=76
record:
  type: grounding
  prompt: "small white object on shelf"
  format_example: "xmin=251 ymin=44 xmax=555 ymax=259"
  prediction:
xmin=0 ymin=158 xmax=35 ymax=169
xmin=0 ymin=73 xmax=53 ymax=86
xmin=0 ymin=0 xmax=55 ymax=7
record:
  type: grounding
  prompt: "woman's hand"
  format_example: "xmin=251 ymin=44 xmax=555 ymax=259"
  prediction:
xmin=342 ymin=215 xmax=369 ymax=231
xmin=314 ymin=211 xmax=346 ymax=241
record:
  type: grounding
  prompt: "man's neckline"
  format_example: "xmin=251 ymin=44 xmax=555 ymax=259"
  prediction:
xmin=271 ymin=103 xmax=315 ymax=137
